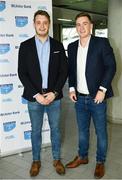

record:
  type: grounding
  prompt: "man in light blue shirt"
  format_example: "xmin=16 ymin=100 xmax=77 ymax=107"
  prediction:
xmin=18 ymin=10 xmax=68 ymax=177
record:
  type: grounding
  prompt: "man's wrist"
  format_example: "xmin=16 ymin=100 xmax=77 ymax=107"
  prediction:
xmin=52 ymin=91 xmax=59 ymax=97
xmin=69 ymin=87 xmax=75 ymax=92
xmin=99 ymin=88 xmax=106 ymax=93
xmin=33 ymin=93 xmax=40 ymax=98
xmin=99 ymin=86 xmax=107 ymax=93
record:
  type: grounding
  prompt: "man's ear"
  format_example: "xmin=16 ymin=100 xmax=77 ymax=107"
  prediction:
xmin=91 ymin=23 xmax=93 ymax=34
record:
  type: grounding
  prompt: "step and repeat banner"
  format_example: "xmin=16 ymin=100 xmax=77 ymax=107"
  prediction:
xmin=0 ymin=0 xmax=52 ymax=156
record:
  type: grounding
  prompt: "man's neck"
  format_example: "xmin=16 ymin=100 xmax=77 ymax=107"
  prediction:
xmin=36 ymin=34 xmax=49 ymax=43
xmin=80 ymin=35 xmax=91 ymax=48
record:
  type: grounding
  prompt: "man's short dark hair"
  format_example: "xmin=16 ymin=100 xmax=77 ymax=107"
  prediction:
xmin=34 ymin=10 xmax=50 ymax=23
xmin=75 ymin=12 xmax=92 ymax=23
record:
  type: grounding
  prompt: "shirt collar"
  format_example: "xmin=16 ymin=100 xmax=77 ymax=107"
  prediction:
xmin=78 ymin=35 xmax=91 ymax=48
xmin=35 ymin=35 xmax=50 ymax=44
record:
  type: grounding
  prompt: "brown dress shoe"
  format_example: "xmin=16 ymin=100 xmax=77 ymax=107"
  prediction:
xmin=30 ymin=161 xmax=41 ymax=177
xmin=53 ymin=160 xmax=65 ymax=175
xmin=65 ymin=156 xmax=88 ymax=168
xmin=94 ymin=163 xmax=105 ymax=179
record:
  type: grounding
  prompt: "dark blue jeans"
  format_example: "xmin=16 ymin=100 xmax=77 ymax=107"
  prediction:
xmin=28 ymin=100 xmax=61 ymax=161
xmin=75 ymin=95 xmax=108 ymax=163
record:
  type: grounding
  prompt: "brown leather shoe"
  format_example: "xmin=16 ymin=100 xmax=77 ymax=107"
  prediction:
xmin=65 ymin=156 xmax=88 ymax=168
xmin=94 ymin=163 xmax=105 ymax=179
xmin=53 ymin=160 xmax=65 ymax=175
xmin=30 ymin=161 xmax=41 ymax=177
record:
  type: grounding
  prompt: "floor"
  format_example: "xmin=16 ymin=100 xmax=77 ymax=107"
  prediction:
xmin=0 ymin=86 xmax=122 ymax=179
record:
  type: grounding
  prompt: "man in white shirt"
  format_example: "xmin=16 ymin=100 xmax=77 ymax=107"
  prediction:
xmin=65 ymin=12 xmax=116 ymax=179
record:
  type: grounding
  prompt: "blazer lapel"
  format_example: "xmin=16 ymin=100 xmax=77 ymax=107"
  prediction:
xmin=48 ymin=37 xmax=54 ymax=74
xmin=73 ymin=40 xmax=79 ymax=75
xmin=86 ymin=35 xmax=95 ymax=67
xmin=49 ymin=37 xmax=54 ymax=64
xmin=30 ymin=37 xmax=42 ymax=78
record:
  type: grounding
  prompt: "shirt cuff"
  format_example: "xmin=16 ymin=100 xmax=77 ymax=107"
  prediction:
xmin=99 ymin=86 xmax=107 ymax=93
xmin=69 ymin=87 xmax=75 ymax=92
xmin=33 ymin=93 xmax=40 ymax=98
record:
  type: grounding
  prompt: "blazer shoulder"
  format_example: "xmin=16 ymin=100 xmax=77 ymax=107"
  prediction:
xmin=91 ymin=35 xmax=111 ymax=47
xmin=20 ymin=36 xmax=35 ymax=46
xmin=50 ymin=37 xmax=65 ymax=51
xmin=68 ymin=40 xmax=79 ymax=49
xmin=92 ymin=35 xmax=108 ymax=43
xmin=50 ymin=37 xmax=63 ymax=47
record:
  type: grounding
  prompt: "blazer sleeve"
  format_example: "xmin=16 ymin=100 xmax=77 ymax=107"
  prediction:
xmin=18 ymin=42 xmax=39 ymax=97
xmin=100 ymin=38 xmax=116 ymax=89
xmin=68 ymin=43 xmax=77 ymax=88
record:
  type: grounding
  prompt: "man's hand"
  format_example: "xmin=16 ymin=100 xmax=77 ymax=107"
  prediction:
xmin=44 ymin=92 xmax=55 ymax=104
xmin=94 ymin=90 xmax=105 ymax=104
xmin=35 ymin=93 xmax=49 ymax=105
xmin=69 ymin=91 xmax=77 ymax=102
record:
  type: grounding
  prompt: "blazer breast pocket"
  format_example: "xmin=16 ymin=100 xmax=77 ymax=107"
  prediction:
xmin=52 ymin=51 xmax=60 ymax=59
xmin=53 ymin=50 xmax=60 ymax=54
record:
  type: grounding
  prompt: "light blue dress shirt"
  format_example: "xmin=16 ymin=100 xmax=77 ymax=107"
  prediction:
xmin=35 ymin=36 xmax=50 ymax=89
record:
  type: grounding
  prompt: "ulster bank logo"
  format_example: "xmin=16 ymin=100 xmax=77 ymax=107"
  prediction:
xmin=3 ymin=121 xmax=16 ymax=132
xmin=0 ymin=83 xmax=13 ymax=94
xmin=24 ymin=130 xmax=31 ymax=140
xmin=0 ymin=44 xmax=10 ymax=54
xmin=0 ymin=1 xmax=6 ymax=11
xmin=21 ymin=97 xmax=28 ymax=104
xmin=15 ymin=16 xmax=28 ymax=27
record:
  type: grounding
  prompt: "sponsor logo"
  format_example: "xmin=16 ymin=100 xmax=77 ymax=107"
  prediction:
xmin=23 ymin=4 xmax=31 ymax=8
xmin=11 ymin=4 xmax=31 ymax=9
xmin=5 ymin=135 xmax=15 ymax=140
xmin=11 ymin=4 xmax=23 ymax=8
xmin=0 ymin=73 xmax=17 ymax=78
xmin=15 ymin=16 xmax=28 ymax=27
xmin=37 ymin=6 xmax=47 ymax=10
xmin=3 ymin=121 xmax=16 ymax=132
xmin=2 ymin=98 xmax=12 ymax=102
xmin=0 ymin=83 xmax=13 ymax=94
xmin=20 ymin=121 xmax=30 ymax=125
xmin=0 ymin=1 xmax=6 ymax=11
xmin=21 ymin=97 xmax=28 ymax=104
xmin=24 ymin=130 xmax=31 ymax=140
xmin=0 ymin=59 xmax=9 ymax=63
xmin=0 ymin=34 xmax=14 ymax=37
xmin=0 ymin=111 xmax=20 ymax=116
xmin=19 ymin=34 xmax=29 ymax=38
xmin=0 ymin=43 xmax=10 ymax=54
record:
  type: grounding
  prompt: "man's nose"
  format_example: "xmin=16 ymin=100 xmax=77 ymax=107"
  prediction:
xmin=40 ymin=23 xmax=44 ymax=28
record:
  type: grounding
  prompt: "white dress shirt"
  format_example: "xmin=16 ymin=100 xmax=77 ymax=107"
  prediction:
xmin=77 ymin=37 xmax=90 ymax=94
xmin=69 ymin=36 xmax=90 ymax=94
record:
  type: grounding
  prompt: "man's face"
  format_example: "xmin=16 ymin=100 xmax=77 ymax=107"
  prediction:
xmin=34 ymin=15 xmax=50 ymax=38
xmin=76 ymin=16 xmax=93 ymax=39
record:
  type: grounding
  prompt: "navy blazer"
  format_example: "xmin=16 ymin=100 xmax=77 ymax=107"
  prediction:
xmin=18 ymin=36 xmax=68 ymax=101
xmin=68 ymin=35 xmax=116 ymax=98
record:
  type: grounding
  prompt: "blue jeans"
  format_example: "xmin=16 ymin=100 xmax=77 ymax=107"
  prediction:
xmin=28 ymin=100 xmax=61 ymax=161
xmin=75 ymin=95 xmax=108 ymax=163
